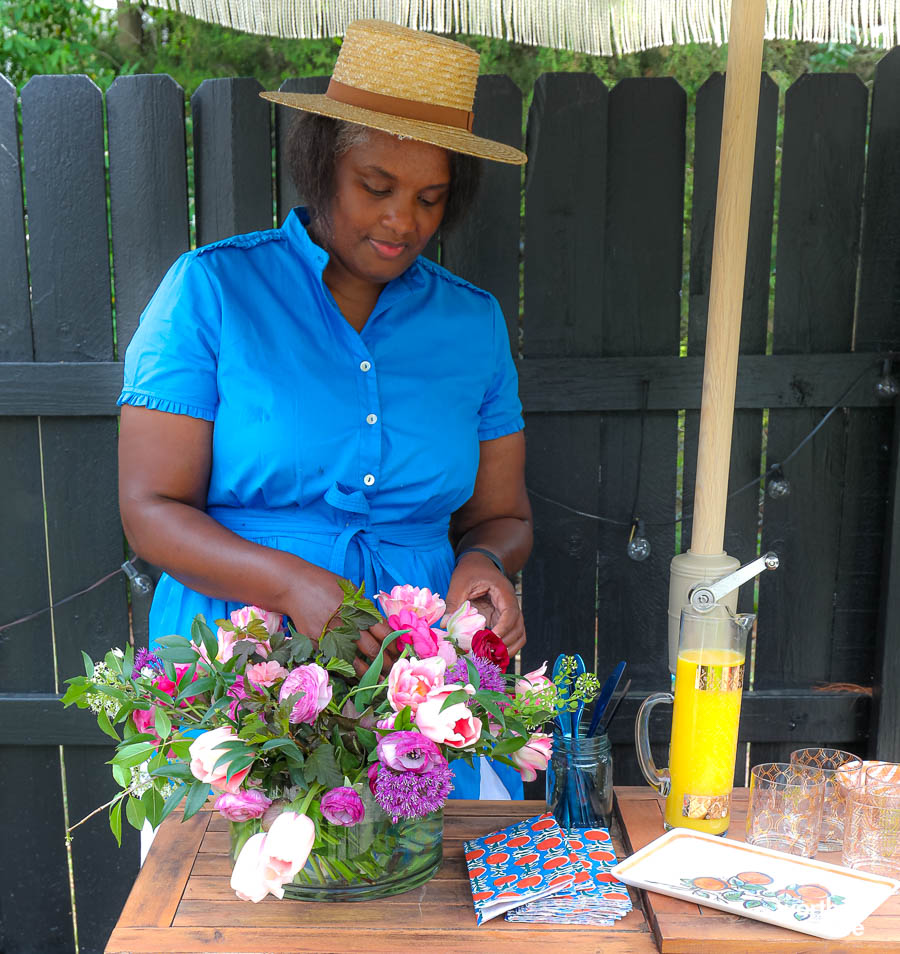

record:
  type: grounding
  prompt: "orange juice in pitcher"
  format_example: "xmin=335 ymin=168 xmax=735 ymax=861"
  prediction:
xmin=636 ymin=608 xmax=753 ymax=835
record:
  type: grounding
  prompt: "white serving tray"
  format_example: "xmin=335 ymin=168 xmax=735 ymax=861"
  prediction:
xmin=611 ymin=827 xmax=900 ymax=940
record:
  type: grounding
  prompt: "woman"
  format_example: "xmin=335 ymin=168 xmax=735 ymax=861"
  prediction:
xmin=118 ymin=19 xmax=531 ymax=799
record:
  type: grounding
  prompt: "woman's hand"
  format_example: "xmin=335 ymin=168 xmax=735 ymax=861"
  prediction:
xmin=445 ymin=552 xmax=526 ymax=658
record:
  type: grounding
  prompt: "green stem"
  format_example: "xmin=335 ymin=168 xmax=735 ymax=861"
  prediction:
xmin=296 ymin=782 xmax=323 ymax=816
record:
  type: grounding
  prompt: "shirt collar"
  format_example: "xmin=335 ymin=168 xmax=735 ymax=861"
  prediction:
xmin=280 ymin=206 xmax=426 ymax=293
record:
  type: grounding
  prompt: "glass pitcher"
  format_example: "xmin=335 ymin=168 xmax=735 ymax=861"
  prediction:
xmin=635 ymin=606 xmax=755 ymax=835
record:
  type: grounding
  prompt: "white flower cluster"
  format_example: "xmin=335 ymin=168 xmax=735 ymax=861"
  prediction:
xmin=130 ymin=762 xmax=176 ymax=800
xmin=86 ymin=662 xmax=122 ymax=720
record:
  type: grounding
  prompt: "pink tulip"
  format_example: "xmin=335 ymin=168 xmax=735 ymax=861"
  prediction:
xmin=189 ymin=726 xmax=251 ymax=793
xmin=414 ymin=684 xmax=482 ymax=748
xmin=510 ymin=732 xmax=553 ymax=782
xmin=515 ymin=661 xmax=555 ymax=699
xmin=441 ymin=601 xmax=486 ymax=653
xmin=387 ymin=656 xmax=446 ymax=713
xmin=229 ymin=811 xmax=316 ymax=902
xmin=279 ymin=664 xmax=332 ymax=724
xmin=245 ymin=660 xmax=288 ymax=689
xmin=377 ymin=585 xmax=446 ymax=626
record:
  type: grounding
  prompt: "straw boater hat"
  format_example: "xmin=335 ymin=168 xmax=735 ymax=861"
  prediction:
xmin=260 ymin=19 xmax=526 ymax=165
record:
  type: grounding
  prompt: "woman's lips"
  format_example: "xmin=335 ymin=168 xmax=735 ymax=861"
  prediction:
xmin=369 ymin=238 xmax=407 ymax=259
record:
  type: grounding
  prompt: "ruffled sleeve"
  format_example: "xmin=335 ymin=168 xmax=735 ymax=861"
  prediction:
xmin=477 ymin=296 xmax=524 ymax=441
xmin=118 ymin=252 xmax=220 ymax=421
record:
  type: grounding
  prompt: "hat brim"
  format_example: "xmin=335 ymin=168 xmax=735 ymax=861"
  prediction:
xmin=260 ymin=91 xmax=527 ymax=165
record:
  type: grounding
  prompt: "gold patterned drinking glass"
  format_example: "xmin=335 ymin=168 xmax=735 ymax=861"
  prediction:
xmin=746 ymin=762 xmax=825 ymax=857
xmin=789 ymin=748 xmax=862 ymax=851
xmin=865 ymin=763 xmax=900 ymax=797
xmin=842 ymin=770 xmax=900 ymax=878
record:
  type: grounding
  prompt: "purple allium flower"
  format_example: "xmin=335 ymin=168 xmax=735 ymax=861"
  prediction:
xmin=374 ymin=760 xmax=453 ymax=821
xmin=447 ymin=655 xmax=506 ymax=694
xmin=376 ymin=730 xmax=443 ymax=774
xmin=133 ymin=647 xmax=161 ymax=673
xmin=320 ymin=786 xmax=366 ymax=827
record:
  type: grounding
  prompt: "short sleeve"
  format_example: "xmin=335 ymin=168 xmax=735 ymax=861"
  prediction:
xmin=477 ymin=297 xmax=524 ymax=441
xmin=118 ymin=253 xmax=220 ymax=421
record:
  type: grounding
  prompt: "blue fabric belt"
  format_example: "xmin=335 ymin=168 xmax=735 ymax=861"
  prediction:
xmin=207 ymin=483 xmax=449 ymax=594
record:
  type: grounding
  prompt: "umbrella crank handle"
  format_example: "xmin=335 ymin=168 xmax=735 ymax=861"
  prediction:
xmin=689 ymin=552 xmax=779 ymax=612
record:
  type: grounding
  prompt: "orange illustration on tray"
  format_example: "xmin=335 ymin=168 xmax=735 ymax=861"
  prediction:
xmin=648 ymin=869 xmax=846 ymax=921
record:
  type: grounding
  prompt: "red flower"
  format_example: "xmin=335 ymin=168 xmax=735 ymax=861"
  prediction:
xmin=471 ymin=629 xmax=510 ymax=672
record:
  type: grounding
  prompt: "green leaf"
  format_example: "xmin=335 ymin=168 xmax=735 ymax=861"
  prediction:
xmin=149 ymin=761 xmax=194 ymax=781
xmin=60 ymin=682 xmax=89 ymax=707
xmin=122 ymin=644 xmax=135 ymax=680
xmin=112 ymin=762 xmax=130 ymax=787
xmin=489 ymin=736 xmax=529 ymax=757
xmin=224 ymin=754 xmax=255 ymax=783
xmin=320 ymin=629 xmax=358 ymax=664
xmin=156 ymin=644 xmax=198 ymax=664
xmin=355 ymin=631 xmax=403 ymax=709
xmin=354 ymin=726 xmax=377 ymax=751
xmin=304 ymin=743 xmax=342 ymax=788
xmin=109 ymin=798 xmax=123 ymax=847
xmin=326 ymin=657 xmax=356 ymax=678
xmin=82 ymin=651 xmax=95 ymax=678
xmin=191 ymin=616 xmax=219 ymax=663
xmin=439 ymin=689 xmax=472 ymax=711
xmin=125 ymin=794 xmax=146 ymax=830
xmin=475 ymin=692 xmax=507 ymax=725
xmin=112 ymin=742 xmax=158 ymax=769
xmin=175 ymin=675 xmax=214 ymax=703
xmin=154 ymin=707 xmax=171 ymax=739
xmin=141 ymin=787 xmax=165 ymax=828
xmin=183 ymin=780 xmax=211 ymax=820
xmin=463 ymin=656 xmax=482 ymax=689
xmin=259 ymin=738 xmax=305 ymax=763
xmin=97 ymin=707 xmax=120 ymax=741
xmin=158 ymin=784 xmax=186 ymax=825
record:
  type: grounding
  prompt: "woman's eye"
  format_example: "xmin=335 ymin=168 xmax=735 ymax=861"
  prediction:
xmin=363 ymin=184 xmax=389 ymax=197
xmin=419 ymin=196 xmax=437 ymax=207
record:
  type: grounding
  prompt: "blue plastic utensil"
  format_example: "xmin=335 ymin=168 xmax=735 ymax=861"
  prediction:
xmin=551 ymin=654 xmax=573 ymax=736
xmin=597 ymin=677 xmax=631 ymax=735
xmin=587 ymin=661 xmax=626 ymax=738
xmin=570 ymin=653 xmax=587 ymax=735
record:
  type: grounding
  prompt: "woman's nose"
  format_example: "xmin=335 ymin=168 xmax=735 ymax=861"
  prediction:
xmin=380 ymin=198 xmax=417 ymax=236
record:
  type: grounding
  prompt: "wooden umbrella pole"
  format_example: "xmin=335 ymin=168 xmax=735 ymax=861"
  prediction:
xmin=690 ymin=0 xmax=768 ymax=555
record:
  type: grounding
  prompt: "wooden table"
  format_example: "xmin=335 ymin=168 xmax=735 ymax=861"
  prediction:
xmin=617 ymin=786 xmax=900 ymax=952
xmin=105 ymin=799 xmax=655 ymax=953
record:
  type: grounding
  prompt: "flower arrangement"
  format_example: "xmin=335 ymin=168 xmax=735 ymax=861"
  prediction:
xmin=63 ymin=582 xmax=600 ymax=902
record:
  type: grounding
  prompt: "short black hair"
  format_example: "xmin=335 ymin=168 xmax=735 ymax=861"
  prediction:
xmin=284 ymin=112 xmax=481 ymax=233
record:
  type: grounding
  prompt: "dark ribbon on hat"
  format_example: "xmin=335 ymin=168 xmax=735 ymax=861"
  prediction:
xmin=326 ymin=79 xmax=474 ymax=132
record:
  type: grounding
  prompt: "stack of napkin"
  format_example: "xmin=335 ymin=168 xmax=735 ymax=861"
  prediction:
xmin=464 ymin=812 xmax=633 ymax=926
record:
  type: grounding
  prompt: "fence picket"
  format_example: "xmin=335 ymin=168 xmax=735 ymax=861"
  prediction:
xmin=521 ymin=73 xmax=608 ymax=683
xmin=441 ymin=75 xmax=523 ymax=348
xmin=0 ymin=73 xmax=72 ymax=954
xmin=192 ymin=77 xmax=273 ymax=246
xmin=21 ymin=74 xmax=137 ymax=954
xmin=274 ymin=76 xmax=329 ymax=223
xmin=756 ymin=74 xmax=869 ymax=727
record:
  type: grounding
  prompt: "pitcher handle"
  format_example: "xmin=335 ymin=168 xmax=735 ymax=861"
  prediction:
xmin=635 ymin=692 xmax=673 ymax=796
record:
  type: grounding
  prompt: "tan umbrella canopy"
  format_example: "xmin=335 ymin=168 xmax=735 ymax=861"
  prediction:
xmin=143 ymin=0 xmax=899 ymax=662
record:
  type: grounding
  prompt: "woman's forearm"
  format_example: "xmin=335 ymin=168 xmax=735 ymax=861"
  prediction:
xmin=452 ymin=515 xmax=533 ymax=578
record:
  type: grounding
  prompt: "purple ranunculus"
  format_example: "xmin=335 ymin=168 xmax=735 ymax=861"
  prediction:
xmin=320 ymin=786 xmax=366 ymax=827
xmin=214 ymin=789 xmax=272 ymax=822
xmin=376 ymin=730 xmax=443 ymax=775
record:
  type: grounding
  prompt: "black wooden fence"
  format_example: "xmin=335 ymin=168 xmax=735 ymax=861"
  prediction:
xmin=2 ymin=52 xmax=899 ymax=952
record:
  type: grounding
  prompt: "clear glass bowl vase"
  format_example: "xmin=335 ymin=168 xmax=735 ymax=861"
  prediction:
xmin=229 ymin=792 xmax=443 ymax=901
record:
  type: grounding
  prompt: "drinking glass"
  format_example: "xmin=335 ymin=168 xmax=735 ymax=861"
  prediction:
xmin=746 ymin=762 xmax=825 ymax=857
xmin=546 ymin=730 xmax=613 ymax=829
xmin=636 ymin=606 xmax=754 ymax=835
xmin=789 ymin=748 xmax=862 ymax=851
xmin=842 ymin=768 xmax=900 ymax=878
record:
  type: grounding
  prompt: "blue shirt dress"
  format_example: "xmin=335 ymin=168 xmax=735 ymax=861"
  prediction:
xmin=119 ymin=207 xmax=525 ymax=799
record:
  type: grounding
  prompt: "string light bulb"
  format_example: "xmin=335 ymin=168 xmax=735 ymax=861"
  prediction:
xmin=627 ymin=519 xmax=651 ymax=561
xmin=766 ymin=465 xmax=791 ymax=499
xmin=121 ymin=561 xmax=153 ymax=596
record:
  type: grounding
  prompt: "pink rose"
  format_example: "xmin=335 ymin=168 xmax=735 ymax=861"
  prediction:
xmin=320 ymin=787 xmax=366 ymax=826
xmin=414 ymin=684 xmax=482 ymax=748
xmin=230 ymin=604 xmax=283 ymax=636
xmin=441 ymin=601 xmax=486 ymax=652
xmin=387 ymin=656 xmax=446 ymax=713
xmin=154 ymin=664 xmax=201 ymax=706
xmin=388 ymin=609 xmax=446 ymax=659
xmin=515 ymin=661 xmax=555 ymax=699
xmin=245 ymin=660 xmax=288 ymax=689
xmin=214 ymin=789 xmax=272 ymax=822
xmin=377 ymin=585 xmax=446 ymax=625
xmin=230 ymin=811 xmax=315 ymax=902
xmin=510 ymin=732 xmax=553 ymax=782
xmin=279 ymin=663 xmax=332 ymax=724
xmin=131 ymin=706 xmax=157 ymax=737
xmin=189 ymin=726 xmax=251 ymax=793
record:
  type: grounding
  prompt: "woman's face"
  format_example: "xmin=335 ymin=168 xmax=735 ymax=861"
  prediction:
xmin=322 ymin=129 xmax=451 ymax=289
